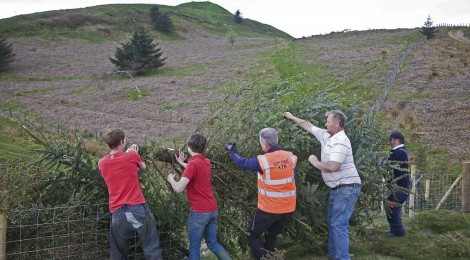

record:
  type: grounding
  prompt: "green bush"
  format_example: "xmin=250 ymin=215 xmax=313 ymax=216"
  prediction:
xmin=0 ymin=36 xmax=15 ymax=71
xmin=27 ymin=76 xmax=389 ymax=255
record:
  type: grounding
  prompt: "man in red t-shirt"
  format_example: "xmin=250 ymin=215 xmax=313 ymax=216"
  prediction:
xmin=98 ymin=129 xmax=162 ymax=259
xmin=167 ymin=133 xmax=231 ymax=260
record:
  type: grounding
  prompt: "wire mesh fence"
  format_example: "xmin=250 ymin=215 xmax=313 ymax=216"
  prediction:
xmin=402 ymin=169 xmax=464 ymax=216
xmin=1 ymin=204 xmax=187 ymax=259
xmin=374 ymin=37 xmax=425 ymax=112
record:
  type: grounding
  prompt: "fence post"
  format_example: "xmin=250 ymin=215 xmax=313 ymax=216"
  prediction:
xmin=409 ymin=165 xmax=416 ymax=218
xmin=436 ymin=175 xmax=462 ymax=210
xmin=462 ymin=161 xmax=470 ymax=212
xmin=0 ymin=213 xmax=6 ymax=260
xmin=0 ymin=189 xmax=7 ymax=260
xmin=425 ymin=179 xmax=430 ymax=200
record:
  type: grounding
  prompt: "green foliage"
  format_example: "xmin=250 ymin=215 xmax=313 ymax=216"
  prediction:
xmin=234 ymin=10 xmax=243 ymax=24
xmin=357 ymin=211 xmax=470 ymax=259
xmin=159 ymin=101 xmax=188 ymax=111
xmin=226 ymin=29 xmax=237 ymax=46
xmin=109 ymin=29 xmax=166 ymax=76
xmin=125 ymin=88 xmax=142 ymax=101
xmin=0 ymin=3 xmax=290 ymax=40
xmin=150 ymin=5 xmax=174 ymax=33
xmin=0 ymin=161 xmax=45 ymax=211
xmin=419 ymin=15 xmax=439 ymax=40
xmin=0 ymin=36 xmax=15 ymax=71
xmin=0 ymin=116 xmax=41 ymax=161
xmin=413 ymin=210 xmax=470 ymax=233
xmin=193 ymin=76 xmax=388 ymax=251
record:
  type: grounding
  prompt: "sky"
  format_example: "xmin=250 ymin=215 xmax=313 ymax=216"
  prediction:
xmin=1 ymin=0 xmax=469 ymax=38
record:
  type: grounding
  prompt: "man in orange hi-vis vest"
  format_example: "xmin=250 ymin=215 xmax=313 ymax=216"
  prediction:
xmin=225 ymin=128 xmax=297 ymax=260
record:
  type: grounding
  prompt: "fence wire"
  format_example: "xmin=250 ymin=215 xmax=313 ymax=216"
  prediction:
xmin=2 ymin=204 xmax=186 ymax=259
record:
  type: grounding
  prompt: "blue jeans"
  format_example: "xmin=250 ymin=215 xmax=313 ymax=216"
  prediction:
xmin=110 ymin=204 xmax=162 ymax=260
xmin=327 ymin=185 xmax=361 ymax=260
xmin=188 ymin=210 xmax=227 ymax=260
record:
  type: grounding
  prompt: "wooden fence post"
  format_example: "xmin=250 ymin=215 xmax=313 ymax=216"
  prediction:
xmin=425 ymin=179 xmax=430 ymax=200
xmin=0 ymin=213 xmax=6 ymax=260
xmin=409 ymin=165 xmax=416 ymax=218
xmin=0 ymin=189 xmax=7 ymax=260
xmin=436 ymin=175 xmax=462 ymax=210
xmin=462 ymin=161 xmax=470 ymax=212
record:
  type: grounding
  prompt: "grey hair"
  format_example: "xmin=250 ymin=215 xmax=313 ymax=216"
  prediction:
xmin=326 ymin=110 xmax=347 ymax=128
xmin=259 ymin=128 xmax=279 ymax=147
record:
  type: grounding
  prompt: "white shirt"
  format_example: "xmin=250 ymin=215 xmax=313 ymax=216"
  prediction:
xmin=309 ymin=126 xmax=361 ymax=188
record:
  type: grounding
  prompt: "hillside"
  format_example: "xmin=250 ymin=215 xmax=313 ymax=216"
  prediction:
xmin=0 ymin=2 xmax=469 ymax=174
xmin=0 ymin=2 xmax=291 ymax=40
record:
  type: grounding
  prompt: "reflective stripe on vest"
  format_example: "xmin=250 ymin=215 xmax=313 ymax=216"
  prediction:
xmin=258 ymin=151 xmax=297 ymax=186
xmin=257 ymin=175 xmax=295 ymax=185
xmin=258 ymin=188 xmax=296 ymax=198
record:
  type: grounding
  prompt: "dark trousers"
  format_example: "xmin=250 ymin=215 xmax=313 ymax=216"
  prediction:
xmin=387 ymin=205 xmax=405 ymax=236
xmin=248 ymin=209 xmax=293 ymax=260
xmin=110 ymin=204 xmax=163 ymax=260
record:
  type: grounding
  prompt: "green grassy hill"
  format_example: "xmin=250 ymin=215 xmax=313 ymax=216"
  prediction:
xmin=0 ymin=2 xmax=291 ymax=41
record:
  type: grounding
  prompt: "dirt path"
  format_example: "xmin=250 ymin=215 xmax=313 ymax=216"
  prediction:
xmin=448 ymin=30 xmax=470 ymax=44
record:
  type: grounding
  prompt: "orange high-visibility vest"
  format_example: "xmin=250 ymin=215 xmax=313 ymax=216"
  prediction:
xmin=256 ymin=150 xmax=297 ymax=214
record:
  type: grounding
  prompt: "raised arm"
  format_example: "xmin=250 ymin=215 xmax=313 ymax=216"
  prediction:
xmin=283 ymin=112 xmax=315 ymax=133
xmin=127 ymin=144 xmax=146 ymax=171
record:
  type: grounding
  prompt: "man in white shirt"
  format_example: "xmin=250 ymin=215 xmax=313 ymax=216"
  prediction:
xmin=284 ymin=110 xmax=361 ymax=260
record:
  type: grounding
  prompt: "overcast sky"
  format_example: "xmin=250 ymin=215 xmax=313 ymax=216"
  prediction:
xmin=1 ymin=0 xmax=469 ymax=38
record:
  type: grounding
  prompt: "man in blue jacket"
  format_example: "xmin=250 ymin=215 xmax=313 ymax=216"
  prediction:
xmin=224 ymin=128 xmax=297 ymax=260
xmin=386 ymin=130 xmax=410 ymax=237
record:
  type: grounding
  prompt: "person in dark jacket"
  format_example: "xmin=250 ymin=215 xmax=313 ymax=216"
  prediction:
xmin=386 ymin=130 xmax=410 ymax=237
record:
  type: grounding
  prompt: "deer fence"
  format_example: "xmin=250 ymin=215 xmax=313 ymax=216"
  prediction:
xmin=0 ymin=204 xmax=187 ymax=259
xmin=374 ymin=37 xmax=425 ymax=112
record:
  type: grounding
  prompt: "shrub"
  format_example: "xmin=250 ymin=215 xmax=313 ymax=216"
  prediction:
xmin=0 ymin=36 xmax=15 ymax=71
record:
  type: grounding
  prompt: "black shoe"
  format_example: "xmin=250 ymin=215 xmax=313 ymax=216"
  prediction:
xmin=385 ymin=231 xmax=405 ymax=237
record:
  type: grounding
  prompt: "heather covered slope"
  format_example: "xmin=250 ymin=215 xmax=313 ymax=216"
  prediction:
xmin=0 ymin=3 xmax=468 ymax=171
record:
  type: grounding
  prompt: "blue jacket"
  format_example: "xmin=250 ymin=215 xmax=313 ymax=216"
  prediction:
xmin=228 ymin=145 xmax=282 ymax=173
xmin=388 ymin=145 xmax=410 ymax=204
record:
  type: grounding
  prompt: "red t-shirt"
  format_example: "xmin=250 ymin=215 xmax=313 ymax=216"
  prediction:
xmin=182 ymin=154 xmax=218 ymax=212
xmin=98 ymin=151 xmax=146 ymax=213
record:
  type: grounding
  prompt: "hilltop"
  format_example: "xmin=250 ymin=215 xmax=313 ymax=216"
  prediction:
xmin=0 ymin=2 xmax=291 ymax=40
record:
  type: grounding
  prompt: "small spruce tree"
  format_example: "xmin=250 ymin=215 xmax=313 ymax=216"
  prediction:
xmin=419 ymin=15 xmax=439 ymax=40
xmin=150 ymin=5 xmax=173 ymax=33
xmin=234 ymin=10 xmax=243 ymax=24
xmin=109 ymin=29 xmax=166 ymax=76
xmin=227 ymin=29 xmax=237 ymax=46
xmin=150 ymin=5 xmax=161 ymax=21
xmin=0 ymin=36 xmax=16 ymax=71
